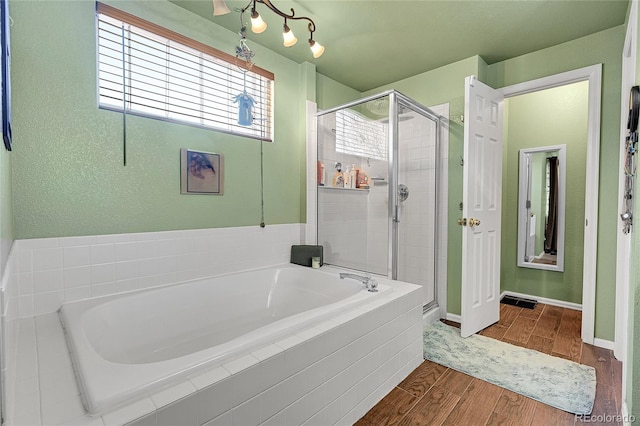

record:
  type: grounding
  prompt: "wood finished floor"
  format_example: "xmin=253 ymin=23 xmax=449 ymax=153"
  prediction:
xmin=356 ymin=303 xmax=623 ymax=426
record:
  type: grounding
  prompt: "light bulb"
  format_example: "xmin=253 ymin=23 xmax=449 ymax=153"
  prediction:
xmin=212 ymin=0 xmax=231 ymax=16
xmin=283 ymin=24 xmax=297 ymax=47
xmin=251 ymin=10 xmax=267 ymax=33
xmin=309 ymin=40 xmax=325 ymax=58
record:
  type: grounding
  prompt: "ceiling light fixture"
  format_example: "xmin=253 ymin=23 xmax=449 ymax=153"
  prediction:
xmin=212 ymin=0 xmax=231 ymax=16
xmin=212 ymin=0 xmax=324 ymax=58
xmin=282 ymin=20 xmax=297 ymax=48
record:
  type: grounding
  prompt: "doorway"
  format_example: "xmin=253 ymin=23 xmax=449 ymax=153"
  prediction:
xmin=501 ymin=65 xmax=602 ymax=344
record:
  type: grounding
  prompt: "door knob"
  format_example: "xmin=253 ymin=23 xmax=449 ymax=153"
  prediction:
xmin=457 ymin=218 xmax=467 ymax=226
xmin=468 ymin=218 xmax=481 ymax=228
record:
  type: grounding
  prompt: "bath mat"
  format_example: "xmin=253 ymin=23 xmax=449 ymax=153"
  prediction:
xmin=423 ymin=321 xmax=596 ymax=414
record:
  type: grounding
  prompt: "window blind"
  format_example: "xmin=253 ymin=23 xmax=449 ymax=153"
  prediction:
xmin=335 ymin=109 xmax=387 ymax=160
xmin=96 ymin=3 xmax=274 ymax=142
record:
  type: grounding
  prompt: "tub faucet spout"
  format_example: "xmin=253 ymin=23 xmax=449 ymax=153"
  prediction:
xmin=339 ymin=273 xmax=379 ymax=292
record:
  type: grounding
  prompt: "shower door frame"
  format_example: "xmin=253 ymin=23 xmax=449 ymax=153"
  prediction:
xmin=315 ymin=90 xmax=444 ymax=313
xmin=389 ymin=92 xmax=443 ymax=312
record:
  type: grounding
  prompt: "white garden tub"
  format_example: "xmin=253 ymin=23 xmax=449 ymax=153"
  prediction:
xmin=59 ymin=264 xmax=387 ymax=416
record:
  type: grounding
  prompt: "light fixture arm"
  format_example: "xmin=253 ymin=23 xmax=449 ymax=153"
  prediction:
xmin=241 ymin=0 xmax=317 ymax=33
xmin=231 ymin=0 xmax=323 ymax=57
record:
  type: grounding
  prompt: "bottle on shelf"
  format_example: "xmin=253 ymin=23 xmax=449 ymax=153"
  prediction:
xmin=344 ymin=165 xmax=352 ymax=188
xmin=317 ymin=161 xmax=325 ymax=186
xmin=350 ymin=164 xmax=357 ymax=189
xmin=332 ymin=162 xmax=344 ymax=188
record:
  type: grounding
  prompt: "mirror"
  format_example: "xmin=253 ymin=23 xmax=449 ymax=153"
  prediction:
xmin=517 ymin=145 xmax=566 ymax=271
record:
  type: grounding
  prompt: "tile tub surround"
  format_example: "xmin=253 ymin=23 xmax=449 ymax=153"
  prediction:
xmin=12 ymin=224 xmax=302 ymax=318
xmin=9 ymin=277 xmax=423 ymax=425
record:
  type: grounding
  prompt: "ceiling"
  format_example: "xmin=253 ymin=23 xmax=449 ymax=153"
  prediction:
xmin=169 ymin=0 xmax=629 ymax=92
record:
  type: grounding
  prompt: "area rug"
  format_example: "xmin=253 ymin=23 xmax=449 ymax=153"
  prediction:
xmin=423 ymin=321 xmax=596 ymax=414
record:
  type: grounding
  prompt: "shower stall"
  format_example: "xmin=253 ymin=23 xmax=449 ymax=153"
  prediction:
xmin=316 ymin=90 xmax=445 ymax=311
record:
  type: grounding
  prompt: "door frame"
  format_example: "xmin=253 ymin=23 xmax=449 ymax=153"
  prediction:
xmin=500 ymin=64 xmax=602 ymax=345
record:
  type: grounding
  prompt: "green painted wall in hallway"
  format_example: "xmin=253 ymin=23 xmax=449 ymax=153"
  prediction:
xmin=501 ymin=82 xmax=589 ymax=305
xmin=10 ymin=0 xmax=308 ymax=239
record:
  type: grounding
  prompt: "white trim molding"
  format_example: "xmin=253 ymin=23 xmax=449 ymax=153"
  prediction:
xmin=593 ymin=338 xmax=615 ymax=351
xmin=446 ymin=313 xmax=462 ymax=323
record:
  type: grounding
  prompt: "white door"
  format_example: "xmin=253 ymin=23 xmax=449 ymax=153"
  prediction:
xmin=460 ymin=76 xmax=504 ymax=338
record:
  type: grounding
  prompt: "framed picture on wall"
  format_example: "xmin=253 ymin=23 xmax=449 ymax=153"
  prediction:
xmin=1 ymin=0 xmax=11 ymax=151
xmin=180 ymin=149 xmax=224 ymax=195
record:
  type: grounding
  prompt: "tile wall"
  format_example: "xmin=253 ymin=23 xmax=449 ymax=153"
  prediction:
xmin=11 ymin=224 xmax=301 ymax=318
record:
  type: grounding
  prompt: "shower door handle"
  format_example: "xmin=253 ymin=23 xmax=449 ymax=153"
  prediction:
xmin=398 ymin=184 xmax=409 ymax=202
xmin=394 ymin=205 xmax=400 ymax=223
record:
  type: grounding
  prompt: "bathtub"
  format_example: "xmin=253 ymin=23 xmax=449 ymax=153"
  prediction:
xmin=59 ymin=264 xmax=389 ymax=416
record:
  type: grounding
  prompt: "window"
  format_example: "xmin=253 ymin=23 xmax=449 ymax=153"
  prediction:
xmin=96 ymin=3 xmax=274 ymax=142
xmin=335 ymin=109 xmax=387 ymax=160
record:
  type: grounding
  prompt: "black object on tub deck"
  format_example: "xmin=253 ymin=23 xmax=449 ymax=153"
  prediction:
xmin=290 ymin=245 xmax=323 ymax=267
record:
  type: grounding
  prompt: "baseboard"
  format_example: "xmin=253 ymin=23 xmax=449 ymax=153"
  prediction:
xmin=622 ymin=402 xmax=632 ymax=426
xmin=422 ymin=306 xmax=441 ymax=328
xmin=500 ymin=291 xmax=582 ymax=311
xmin=445 ymin=313 xmax=461 ymax=323
xmin=593 ymin=338 xmax=615 ymax=350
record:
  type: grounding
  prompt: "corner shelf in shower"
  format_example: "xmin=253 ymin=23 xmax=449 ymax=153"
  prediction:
xmin=318 ymin=186 xmax=369 ymax=192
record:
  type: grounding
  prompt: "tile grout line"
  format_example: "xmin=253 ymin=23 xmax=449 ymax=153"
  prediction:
xmin=33 ymin=317 xmax=43 ymax=426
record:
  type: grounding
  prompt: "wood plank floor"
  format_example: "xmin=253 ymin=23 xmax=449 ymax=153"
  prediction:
xmin=356 ymin=303 xmax=622 ymax=426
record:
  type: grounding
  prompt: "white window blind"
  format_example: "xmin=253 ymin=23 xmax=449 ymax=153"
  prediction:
xmin=96 ymin=3 xmax=274 ymax=142
xmin=335 ymin=109 xmax=387 ymax=160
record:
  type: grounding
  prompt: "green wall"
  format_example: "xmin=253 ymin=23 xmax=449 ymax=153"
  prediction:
xmin=501 ymin=82 xmax=588 ymax=304
xmin=10 ymin=0 xmax=310 ymax=239
xmin=488 ymin=26 xmax=624 ymax=341
xmin=316 ymin=73 xmax=362 ymax=111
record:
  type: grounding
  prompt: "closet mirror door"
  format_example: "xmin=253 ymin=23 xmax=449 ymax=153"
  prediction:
xmin=517 ymin=145 xmax=567 ymax=271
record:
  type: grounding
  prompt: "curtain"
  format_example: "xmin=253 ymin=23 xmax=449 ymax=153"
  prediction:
xmin=544 ymin=156 xmax=559 ymax=254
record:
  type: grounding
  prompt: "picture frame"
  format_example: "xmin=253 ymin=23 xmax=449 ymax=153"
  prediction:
xmin=1 ymin=0 xmax=11 ymax=151
xmin=180 ymin=149 xmax=223 ymax=195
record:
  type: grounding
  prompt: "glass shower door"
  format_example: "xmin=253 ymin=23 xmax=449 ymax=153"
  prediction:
xmin=393 ymin=100 xmax=440 ymax=308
